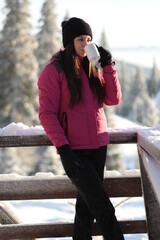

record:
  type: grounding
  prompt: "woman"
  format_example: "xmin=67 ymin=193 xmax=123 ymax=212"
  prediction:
xmin=38 ymin=17 xmax=124 ymax=240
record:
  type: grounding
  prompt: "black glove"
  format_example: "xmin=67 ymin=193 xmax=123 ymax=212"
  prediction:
xmin=97 ymin=46 xmax=112 ymax=67
xmin=57 ymin=144 xmax=84 ymax=181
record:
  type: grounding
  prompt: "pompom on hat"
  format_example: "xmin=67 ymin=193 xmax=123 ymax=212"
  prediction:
xmin=61 ymin=17 xmax=93 ymax=47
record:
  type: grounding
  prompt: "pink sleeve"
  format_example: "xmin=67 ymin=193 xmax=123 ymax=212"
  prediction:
xmin=38 ymin=64 xmax=69 ymax=148
xmin=102 ymin=64 xmax=122 ymax=106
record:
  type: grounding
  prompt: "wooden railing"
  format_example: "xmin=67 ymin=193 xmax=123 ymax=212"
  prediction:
xmin=0 ymin=127 xmax=159 ymax=239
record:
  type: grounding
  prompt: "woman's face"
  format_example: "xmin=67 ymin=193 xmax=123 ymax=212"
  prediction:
xmin=74 ymin=35 xmax=91 ymax=57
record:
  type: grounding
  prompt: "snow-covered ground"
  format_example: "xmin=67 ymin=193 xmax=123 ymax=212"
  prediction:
xmin=0 ymin=117 xmax=149 ymax=239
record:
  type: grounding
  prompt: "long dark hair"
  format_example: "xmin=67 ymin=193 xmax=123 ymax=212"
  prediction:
xmin=51 ymin=41 xmax=104 ymax=107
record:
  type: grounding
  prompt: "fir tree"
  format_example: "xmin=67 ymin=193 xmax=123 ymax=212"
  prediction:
xmin=35 ymin=0 xmax=61 ymax=73
xmin=34 ymin=0 xmax=62 ymax=174
xmin=99 ymin=29 xmax=123 ymax=171
xmin=33 ymin=146 xmax=64 ymax=175
xmin=132 ymin=94 xmax=159 ymax=126
xmin=0 ymin=148 xmax=27 ymax=175
xmin=147 ymin=59 xmax=160 ymax=98
xmin=129 ymin=66 xmax=159 ymax=126
xmin=103 ymin=105 xmax=123 ymax=172
xmin=0 ymin=0 xmax=39 ymax=127
xmin=116 ymin=61 xmax=131 ymax=117
xmin=63 ymin=10 xmax=70 ymax=21
xmin=99 ymin=28 xmax=110 ymax=49
xmin=128 ymin=66 xmax=147 ymax=119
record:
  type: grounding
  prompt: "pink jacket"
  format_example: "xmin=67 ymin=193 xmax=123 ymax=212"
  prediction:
xmin=38 ymin=60 xmax=122 ymax=149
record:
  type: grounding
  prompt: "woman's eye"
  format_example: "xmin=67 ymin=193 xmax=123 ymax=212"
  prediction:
xmin=77 ymin=37 xmax=91 ymax=43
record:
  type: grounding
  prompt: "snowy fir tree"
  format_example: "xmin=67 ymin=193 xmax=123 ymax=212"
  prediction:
xmin=0 ymin=148 xmax=27 ymax=175
xmin=35 ymin=0 xmax=61 ymax=74
xmin=63 ymin=10 xmax=70 ymax=21
xmin=147 ymin=59 xmax=160 ymax=98
xmin=128 ymin=66 xmax=159 ymax=126
xmin=99 ymin=29 xmax=123 ymax=171
xmin=0 ymin=146 xmax=40 ymax=175
xmin=99 ymin=28 xmax=110 ymax=49
xmin=98 ymin=32 xmax=130 ymax=171
xmin=115 ymin=61 xmax=133 ymax=117
xmin=0 ymin=0 xmax=39 ymax=127
xmin=103 ymin=105 xmax=123 ymax=172
xmin=128 ymin=66 xmax=147 ymax=119
xmin=132 ymin=94 xmax=159 ymax=126
xmin=33 ymin=146 xmax=64 ymax=175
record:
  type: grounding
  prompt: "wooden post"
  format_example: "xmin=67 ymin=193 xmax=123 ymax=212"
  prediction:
xmin=138 ymin=146 xmax=160 ymax=240
xmin=0 ymin=201 xmax=22 ymax=224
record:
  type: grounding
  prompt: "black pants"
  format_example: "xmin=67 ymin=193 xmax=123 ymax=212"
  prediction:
xmin=62 ymin=146 xmax=124 ymax=240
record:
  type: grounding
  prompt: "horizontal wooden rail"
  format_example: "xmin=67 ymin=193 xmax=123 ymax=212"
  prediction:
xmin=0 ymin=220 xmax=147 ymax=239
xmin=0 ymin=128 xmax=143 ymax=147
xmin=0 ymin=174 xmax=142 ymax=200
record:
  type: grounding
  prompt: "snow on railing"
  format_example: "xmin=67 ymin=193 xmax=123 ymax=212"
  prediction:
xmin=0 ymin=122 xmax=151 ymax=147
xmin=0 ymin=122 xmax=45 ymax=136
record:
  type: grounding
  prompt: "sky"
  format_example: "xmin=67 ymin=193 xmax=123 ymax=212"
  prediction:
xmin=0 ymin=0 xmax=160 ymax=48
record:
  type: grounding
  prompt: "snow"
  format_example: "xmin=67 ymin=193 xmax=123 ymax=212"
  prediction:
xmin=0 ymin=122 xmax=45 ymax=136
xmin=138 ymin=127 xmax=160 ymax=152
xmin=113 ymin=115 xmax=140 ymax=128
xmin=147 ymin=129 xmax=160 ymax=145
xmin=0 ymin=116 xmax=140 ymax=137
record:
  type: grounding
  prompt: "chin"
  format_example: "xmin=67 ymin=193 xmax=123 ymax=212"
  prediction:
xmin=82 ymin=52 xmax=86 ymax=57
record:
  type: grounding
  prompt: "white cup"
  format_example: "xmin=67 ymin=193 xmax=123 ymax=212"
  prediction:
xmin=84 ymin=43 xmax=100 ymax=66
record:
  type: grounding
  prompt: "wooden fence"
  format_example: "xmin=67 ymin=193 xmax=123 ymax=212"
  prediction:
xmin=0 ymin=127 xmax=159 ymax=239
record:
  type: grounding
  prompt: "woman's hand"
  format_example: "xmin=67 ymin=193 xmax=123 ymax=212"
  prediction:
xmin=97 ymin=46 xmax=112 ymax=67
xmin=57 ymin=144 xmax=84 ymax=181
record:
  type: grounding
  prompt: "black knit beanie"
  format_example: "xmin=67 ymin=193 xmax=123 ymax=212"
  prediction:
xmin=62 ymin=17 xmax=93 ymax=47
